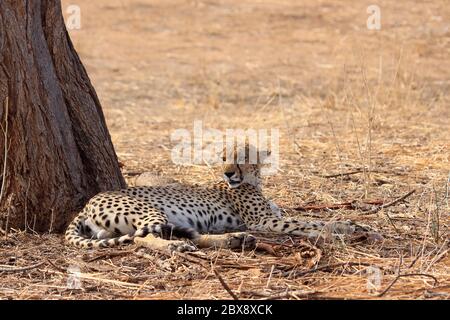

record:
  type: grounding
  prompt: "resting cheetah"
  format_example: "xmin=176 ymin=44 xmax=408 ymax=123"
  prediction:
xmin=65 ymin=144 xmax=379 ymax=251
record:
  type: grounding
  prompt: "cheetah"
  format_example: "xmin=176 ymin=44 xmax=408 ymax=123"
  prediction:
xmin=65 ymin=144 xmax=380 ymax=251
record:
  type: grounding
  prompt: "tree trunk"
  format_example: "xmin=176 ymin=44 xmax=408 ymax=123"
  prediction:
xmin=0 ymin=1 xmax=126 ymax=233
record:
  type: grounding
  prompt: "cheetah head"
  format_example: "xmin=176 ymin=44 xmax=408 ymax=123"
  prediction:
xmin=221 ymin=143 xmax=271 ymax=189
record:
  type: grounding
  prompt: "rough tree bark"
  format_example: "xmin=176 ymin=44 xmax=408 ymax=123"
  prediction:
xmin=0 ymin=1 xmax=126 ymax=233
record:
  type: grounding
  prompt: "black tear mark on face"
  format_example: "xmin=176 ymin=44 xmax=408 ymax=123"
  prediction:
xmin=237 ymin=164 xmax=243 ymax=179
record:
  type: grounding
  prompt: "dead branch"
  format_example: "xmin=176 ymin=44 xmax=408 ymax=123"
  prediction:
xmin=241 ymin=289 xmax=319 ymax=300
xmin=294 ymin=199 xmax=384 ymax=212
xmin=378 ymin=273 xmax=439 ymax=297
xmin=0 ymin=261 xmax=44 ymax=273
xmin=83 ymin=249 xmax=136 ymax=263
xmin=295 ymin=190 xmax=416 ymax=214
xmin=213 ymin=268 xmax=239 ymax=300
xmin=363 ymin=189 xmax=416 ymax=215
xmin=256 ymin=242 xmax=281 ymax=256
xmin=288 ymin=262 xmax=379 ymax=277
xmin=321 ymin=169 xmax=366 ymax=178
xmin=45 ymin=258 xmax=67 ymax=272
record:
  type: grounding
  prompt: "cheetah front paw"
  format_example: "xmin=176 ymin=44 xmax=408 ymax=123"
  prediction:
xmin=322 ymin=221 xmax=384 ymax=243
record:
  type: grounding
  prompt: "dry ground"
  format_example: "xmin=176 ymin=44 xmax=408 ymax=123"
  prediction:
xmin=0 ymin=0 xmax=449 ymax=299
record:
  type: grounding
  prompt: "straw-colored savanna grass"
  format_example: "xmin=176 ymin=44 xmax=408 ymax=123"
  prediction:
xmin=0 ymin=0 xmax=448 ymax=299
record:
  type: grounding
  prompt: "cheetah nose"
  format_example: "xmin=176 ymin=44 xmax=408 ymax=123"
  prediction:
xmin=224 ymin=172 xmax=234 ymax=178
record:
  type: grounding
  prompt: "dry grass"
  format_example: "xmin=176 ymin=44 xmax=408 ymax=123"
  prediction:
xmin=0 ymin=0 xmax=448 ymax=299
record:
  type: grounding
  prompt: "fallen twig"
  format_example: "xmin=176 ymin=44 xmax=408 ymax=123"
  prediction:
xmin=241 ymin=289 xmax=319 ymax=300
xmin=321 ymin=169 xmax=366 ymax=178
xmin=378 ymin=273 xmax=439 ymax=297
xmin=174 ymin=251 xmax=210 ymax=268
xmin=363 ymin=190 xmax=416 ymax=215
xmin=213 ymin=268 xmax=239 ymax=300
xmin=83 ymin=249 xmax=136 ymax=263
xmin=0 ymin=261 xmax=45 ymax=273
xmin=294 ymin=199 xmax=384 ymax=212
xmin=137 ymin=249 xmax=239 ymax=299
xmin=295 ymin=190 xmax=415 ymax=215
xmin=288 ymin=262 xmax=379 ymax=277
xmin=173 ymin=251 xmax=239 ymax=299
xmin=45 ymin=258 xmax=68 ymax=272
xmin=256 ymin=242 xmax=281 ymax=256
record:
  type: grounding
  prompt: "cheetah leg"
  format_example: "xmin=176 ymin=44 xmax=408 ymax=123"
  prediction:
xmin=193 ymin=232 xmax=257 ymax=250
xmin=134 ymin=234 xmax=197 ymax=253
xmin=246 ymin=218 xmax=382 ymax=242
xmin=247 ymin=218 xmax=358 ymax=240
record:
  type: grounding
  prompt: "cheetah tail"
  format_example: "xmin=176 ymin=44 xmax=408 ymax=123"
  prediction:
xmin=65 ymin=214 xmax=199 ymax=249
xmin=64 ymin=208 xmax=97 ymax=248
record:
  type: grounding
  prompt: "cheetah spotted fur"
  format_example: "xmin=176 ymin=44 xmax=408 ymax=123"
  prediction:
xmin=65 ymin=144 xmax=379 ymax=251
